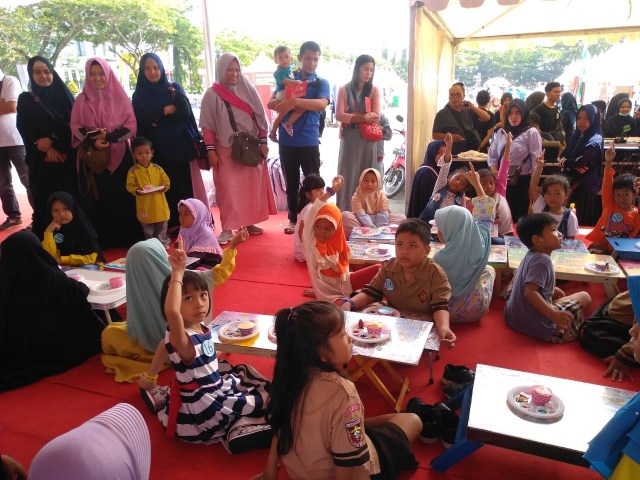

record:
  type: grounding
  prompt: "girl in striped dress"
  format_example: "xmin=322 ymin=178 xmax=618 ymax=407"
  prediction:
xmin=157 ymin=236 xmax=271 ymax=448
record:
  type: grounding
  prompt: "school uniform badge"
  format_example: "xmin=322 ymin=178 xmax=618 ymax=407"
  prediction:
xmin=384 ymin=279 xmax=395 ymax=291
xmin=345 ymin=418 xmax=365 ymax=448
xmin=53 ymin=232 xmax=64 ymax=244
xmin=419 ymin=290 xmax=428 ymax=302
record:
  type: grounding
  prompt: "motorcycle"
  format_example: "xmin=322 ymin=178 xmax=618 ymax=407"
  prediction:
xmin=383 ymin=115 xmax=406 ymax=198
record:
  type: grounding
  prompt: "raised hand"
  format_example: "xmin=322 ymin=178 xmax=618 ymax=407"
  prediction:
xmin=229 ymin=227 xmax=249 ymax=249
xmin=168 ymin=235 xmax=187 ymax=271
xmin=605 ymin=143 xmax=616 ymax=165
xmin=535 ymin=150 xmax=545 ymax=170
xmin=332 ymin=175 xmax=345 ymax=193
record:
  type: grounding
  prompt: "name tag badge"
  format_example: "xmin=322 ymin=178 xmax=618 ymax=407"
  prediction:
xmin=384 ymin=278 xmax=395 ymax=291
xmin=53 ymin=232 xmax=64 ymax=244
xmin=202 ymin=339 xmax=215 ymax=357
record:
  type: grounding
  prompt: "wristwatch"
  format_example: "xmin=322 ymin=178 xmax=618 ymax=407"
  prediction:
xmin=341 ymin=297 xmax=355 ymax=310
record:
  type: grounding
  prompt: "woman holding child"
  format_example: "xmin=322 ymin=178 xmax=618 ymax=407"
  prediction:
xmin=488 ymin=99 xmax=542 ymax=222
xmin=559 ymin=104 xmax=604 ymax=227
xmin=17 ymin=56 xmax=78 ymax=239
xmin=132 ymin=53 xmax=208 ymax=229
xmin=335 ymin=54 xmax=381 ymax=211
xmin=199 ymin=53 xmax=276 ymax=245
xmin=70 ymin=57 xmax=140 ymax=247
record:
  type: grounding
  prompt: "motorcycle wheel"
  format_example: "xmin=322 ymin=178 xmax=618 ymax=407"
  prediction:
xmin=383 ymin=165 xmax=405 ymax=198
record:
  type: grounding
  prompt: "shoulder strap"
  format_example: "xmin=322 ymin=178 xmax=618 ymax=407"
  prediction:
xmin=223 ymin=100 xmax=239 ymax=134
xmin=29 ymin=91 xmax=57 ymax=120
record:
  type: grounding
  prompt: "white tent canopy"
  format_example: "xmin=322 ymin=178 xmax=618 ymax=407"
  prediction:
xmin=406 ymin=0 xmax=640 ymax=201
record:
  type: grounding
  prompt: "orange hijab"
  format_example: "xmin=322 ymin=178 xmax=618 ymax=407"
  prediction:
xmin=314 ymin=203 xmax=350 ymax=278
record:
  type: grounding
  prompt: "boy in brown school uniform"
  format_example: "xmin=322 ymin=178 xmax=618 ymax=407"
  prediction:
xmin=342 ymin=218 xmax=457 ymax=349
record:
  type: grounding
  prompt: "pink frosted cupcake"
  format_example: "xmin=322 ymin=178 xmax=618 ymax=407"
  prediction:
xmin=109 ymin=277 xmax=124 ymax=289
xmin=530 ymin=385 xmax=553 ymax=406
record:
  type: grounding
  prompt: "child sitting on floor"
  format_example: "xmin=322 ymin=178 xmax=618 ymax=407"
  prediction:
xmin=42 ymin=191 xmax=104 ymax=267
xmin=342 ymin=167 xmax=406 ymax=238
xmin=419 ymin=133 xmax=469 ymax=225
xmin=344 ymin=218 xmax=457 ymax=349
xmin=177 ymin=198 xmax=223 ymax=268
xmin=505 ymin=213 xmax=591 ymax=343
xmin=294 ymin=173 xmax=325 ymax=263
xmin=586 ymin=144 xmax=640 ymax=253
xmin=253 ymin=301 xmax=421 ymax=480
xmin=301 ymin=175 xmax=381 ymax=301
xmin=529 ymin=153 xmax=578 ymax=240
xmin=467 ymin=130 xmax=513 ymax=244
xmin=139 ymin=234 xmax=272 ymax=452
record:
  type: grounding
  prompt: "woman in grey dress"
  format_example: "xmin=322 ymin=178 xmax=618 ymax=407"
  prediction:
xmin=335 ymin=55 xmax=381 ymax=212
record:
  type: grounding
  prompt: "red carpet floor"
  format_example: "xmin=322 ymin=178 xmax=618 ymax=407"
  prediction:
xmin=1 ymin=198 xmax=639 ymax=479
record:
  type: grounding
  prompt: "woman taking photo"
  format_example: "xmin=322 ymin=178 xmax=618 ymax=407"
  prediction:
xmin=132 ymin=53 xmax=208 ymax=229
xmin=199 ymin=53 xmax=275 ymax=245
xmin=335 ymin=54 xmax=381 ymax=211
xmin=487 ymin=99 xmax=542 ymax=222
xmin=17 ymin=56 xmax=77 ymax=239
xmin=560 ymin=104 xmax=604 ymax=226
xmin=432 ymin=82 xmax=490 ymax=155
xmin=70 ymin=57 xmax=140 ymax=247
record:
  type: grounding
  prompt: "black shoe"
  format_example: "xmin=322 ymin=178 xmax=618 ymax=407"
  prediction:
xmin=442 ymin=364 xmax=475 ymax=386
xmin=434 ymin=402 xmax=459 ymax=449
xmin=225 ymin=417 xmax=273 ymax=454
xmin=443 ymin=381 xmax=474 ymax=411
xmin=406 ymin=397 xmax=438 ymax=444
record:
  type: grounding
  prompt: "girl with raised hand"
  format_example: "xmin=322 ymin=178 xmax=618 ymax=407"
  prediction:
xmin=294 ymin=173 xmax=325 ymax=263
xmin=252 ymin=301 xmax=420 ymax=480
xmin=153 ymin=235 xmax=271 ymax=451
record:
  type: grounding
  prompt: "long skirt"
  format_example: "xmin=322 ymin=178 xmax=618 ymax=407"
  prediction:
xmin=336 ymin=127 xmax=380 ymax=212
xmin=449 ymin=266 xmax=496 ymax=323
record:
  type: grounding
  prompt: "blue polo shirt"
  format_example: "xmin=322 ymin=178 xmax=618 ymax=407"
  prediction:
xmin=278 ymin=71 xmax=330 ymax=148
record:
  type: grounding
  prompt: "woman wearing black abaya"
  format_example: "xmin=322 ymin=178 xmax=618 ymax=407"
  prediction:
xmin=0 ymin=230 xmax=104 ymax=392
xmin=132 ymin=53 xmax=208 ymax=229
xmin=407 ymin=140 xmax=444 ymax=218
xmin=17 ymin=56 xmax=78 ymax=239
xmin=560 ymin=104 xmax=604 ymax=227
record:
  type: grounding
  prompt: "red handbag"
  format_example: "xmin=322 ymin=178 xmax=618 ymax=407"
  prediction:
xmin=358 ymin=95 xmax=383 ymax=142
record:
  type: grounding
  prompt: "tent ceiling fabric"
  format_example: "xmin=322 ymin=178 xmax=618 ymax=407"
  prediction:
xmin=424 ymin=0 xmax=640 ymax=41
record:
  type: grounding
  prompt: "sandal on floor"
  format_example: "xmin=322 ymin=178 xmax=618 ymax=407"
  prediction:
xmin=284 ymin=222 xmax=295 ymax=234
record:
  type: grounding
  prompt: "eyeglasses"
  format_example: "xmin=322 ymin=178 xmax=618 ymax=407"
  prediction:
xmin=449 ymin=93 xmax=463 ymax=98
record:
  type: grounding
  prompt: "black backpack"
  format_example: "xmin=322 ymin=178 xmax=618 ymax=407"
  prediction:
xmin=578 ymin=298 xmax=631 ymax=358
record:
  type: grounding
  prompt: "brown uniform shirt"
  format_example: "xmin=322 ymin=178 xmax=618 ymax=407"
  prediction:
xmin=363 ymin=257 xmax=451 ymax=317
xmin=282 ymin=370 xmax=380 ymax=480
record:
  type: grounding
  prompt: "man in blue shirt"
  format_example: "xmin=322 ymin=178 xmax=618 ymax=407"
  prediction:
xmin=268 ymin=41 xmax=330 ymax=234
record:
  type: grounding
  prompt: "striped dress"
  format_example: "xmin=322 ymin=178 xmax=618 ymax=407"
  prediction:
xmin=157 ymin=324 xmax=270 ymax=444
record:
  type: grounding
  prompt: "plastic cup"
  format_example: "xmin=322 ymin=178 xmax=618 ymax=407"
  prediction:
xmin=238 ymin=321 xmax=255 ymax=336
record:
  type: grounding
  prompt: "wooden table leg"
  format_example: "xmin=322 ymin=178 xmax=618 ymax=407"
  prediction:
xmin=349 ymin=357 xmax=410 ymax=413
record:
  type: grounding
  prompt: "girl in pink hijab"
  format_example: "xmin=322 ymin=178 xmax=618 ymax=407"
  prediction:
xmin=70 ymin=58 xmax=141 ymax=247
xmin=177 ymin=198 xmax=223 ymax=267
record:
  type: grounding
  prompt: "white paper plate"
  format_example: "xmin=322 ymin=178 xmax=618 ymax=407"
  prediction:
xmin=362 ymin=306 xmax=401 ymax=317
xmin=364 ymin=246 xmax=392 ymax=258
xmin=65 ymin=272 xmax=84 ymax=282
xmin=353 ymin=227 xmax=381 ymax=237
xmin=141 ymin=185 xmax=165 ymax=193
xmin=89 ymin=280 xmax=125 ymax=295
xmin=379 ymin=226 xmax=398 ymax=234
xmin=347 ymin=320 xmax=391 ymax=344
xmin=218 ymin=321 xmax=259 ymax=343
xmin=507 ymin=386 xmax=565 ymax=421
xmin=584 ymin=262 xmax=620 ymax=275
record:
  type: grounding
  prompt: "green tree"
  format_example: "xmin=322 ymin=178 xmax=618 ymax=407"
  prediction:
xmin=171 ymin=14 xmax=204 ymax=93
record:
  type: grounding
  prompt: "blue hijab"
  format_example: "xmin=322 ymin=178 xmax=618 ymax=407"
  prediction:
xmin=132 ymin=53 xmax=173 ymax=110
xmin=561 ymin=104 xmax=603 ymax=160
xmin=433 ymin=205 xmax=490 ymax=300
xmin=422 ymin=140 xmax=444 ymax=167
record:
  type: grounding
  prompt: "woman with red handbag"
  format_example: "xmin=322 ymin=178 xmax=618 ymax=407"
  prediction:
xmin=335 ymin=54 xmax=382 ymax=212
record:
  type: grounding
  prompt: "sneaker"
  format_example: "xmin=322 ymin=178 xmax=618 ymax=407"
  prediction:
xmin=140 ymin=386 xmax=169 ymax=413
xmin=443 ymin=381 xmax=474 ymax=411
xmin=434 ymin=402 xmax=459 ymax=448
xmin=217 ymin=230 xmax=233 ymax=245
xmin=442 ymin=364 xmax=475 ymax=386
xmin=406 ymin=397 xmax=438 ymax=444
xmin=246 ymin=225 xmax=263 ymax=235
xmin=283 ymin=123 xmax=294 ymax=137
xmin=0 ymin=217 xmax=22 ymax=231
xmin=283 ymin=222 xmax=296 ymax=235
xmin=225 ymin=417 xmax=273 ymax=454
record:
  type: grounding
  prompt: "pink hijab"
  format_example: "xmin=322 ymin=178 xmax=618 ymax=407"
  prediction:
xmin=70 ymin=57 xmax=137 ymax=172
xmin=177 ymin=198 xmax=223 ymax=255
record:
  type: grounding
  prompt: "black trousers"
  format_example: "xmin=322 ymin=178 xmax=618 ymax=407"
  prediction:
xmin=278 ymin=145 xmax=321 ymax=223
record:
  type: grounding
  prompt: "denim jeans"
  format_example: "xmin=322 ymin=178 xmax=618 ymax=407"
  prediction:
xmin=0 ymin=145 xmax=31 ymax=219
